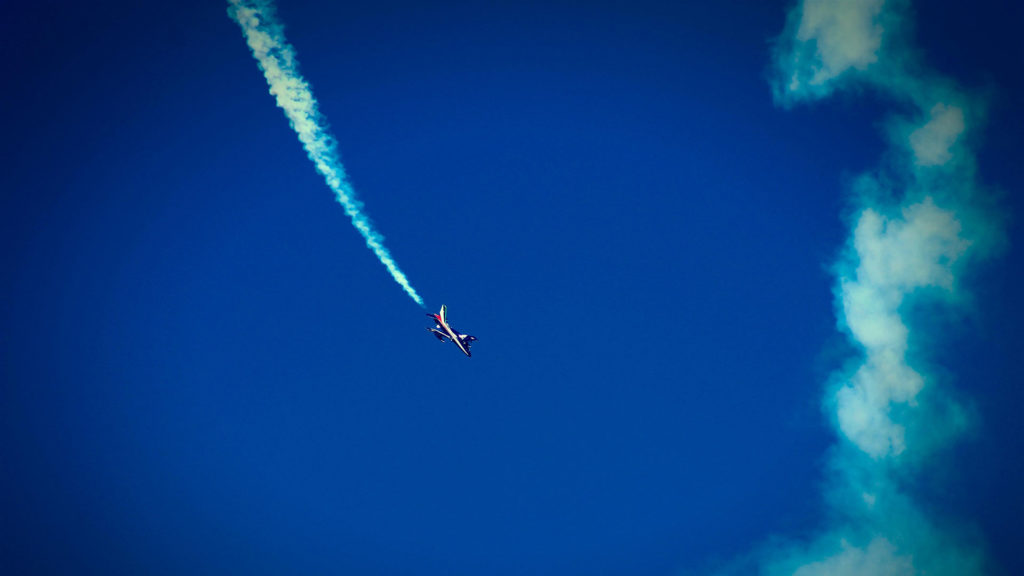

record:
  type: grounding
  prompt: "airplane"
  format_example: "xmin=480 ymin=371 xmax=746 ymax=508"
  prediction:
xmin=426 ymin=304 xmax=477 ymax=357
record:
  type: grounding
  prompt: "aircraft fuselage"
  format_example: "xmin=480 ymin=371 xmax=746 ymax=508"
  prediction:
xmin=426 ymin=305 xmax=474 ymax=357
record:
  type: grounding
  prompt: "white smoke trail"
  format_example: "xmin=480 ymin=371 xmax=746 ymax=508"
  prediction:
xmin=719 ymin=1 xmax=1006 ymax=575
xmin=228 ymin=0 xmax=425 ymax=307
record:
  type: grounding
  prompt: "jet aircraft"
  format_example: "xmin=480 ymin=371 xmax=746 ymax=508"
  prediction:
xmin=426 ymin=305 xmax=477 ymax=357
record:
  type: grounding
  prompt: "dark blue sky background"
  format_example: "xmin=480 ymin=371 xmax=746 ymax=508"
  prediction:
xmin=2 ymin=1 xmax=1021 ymax=574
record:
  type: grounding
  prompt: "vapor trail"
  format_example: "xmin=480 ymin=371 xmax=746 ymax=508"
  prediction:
xmin=228 ymin=0 xmax=424 ymax=307
xmin=715 ymin=1 xmax=1006 ymax=575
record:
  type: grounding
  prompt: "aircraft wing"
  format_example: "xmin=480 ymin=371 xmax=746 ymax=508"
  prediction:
xmin=427 ymin=328 xmax=450 ymax=342
xmin=455 ymin=332 xmax=477 ymax=353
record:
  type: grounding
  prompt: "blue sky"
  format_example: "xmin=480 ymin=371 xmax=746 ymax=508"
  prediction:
xmin=2 ymin=1 xmax=1021 ymax=574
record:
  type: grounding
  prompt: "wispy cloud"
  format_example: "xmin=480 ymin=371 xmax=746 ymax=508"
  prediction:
xmin=228 ymin=0 xmax=425 ymax=307
xmin=743 ymin=0 xmax=1005 ymax=574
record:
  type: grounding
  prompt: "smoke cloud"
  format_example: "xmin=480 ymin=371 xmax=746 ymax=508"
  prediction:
xmin=733 ymin=0 xmax=1006 ymax=574
xmin=228 ymin=0 xmax=425 ymax=307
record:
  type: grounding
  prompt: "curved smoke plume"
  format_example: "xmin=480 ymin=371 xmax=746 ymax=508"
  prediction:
xmin=723 ymin=1 xmax=1006 ymax=575
xmin=228 ymin=0 xmax=425 ymax=307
